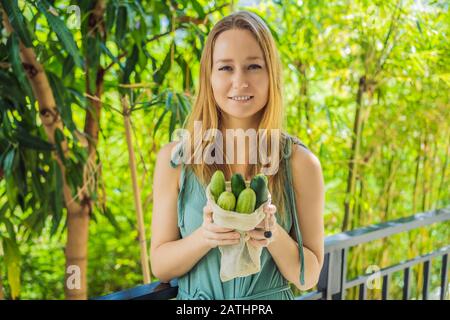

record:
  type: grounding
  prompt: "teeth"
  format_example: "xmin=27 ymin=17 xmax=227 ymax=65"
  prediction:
xmin=231 ymin=96 xmax=252 ymax=101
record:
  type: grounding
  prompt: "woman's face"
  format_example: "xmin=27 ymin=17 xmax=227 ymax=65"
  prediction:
xmin=211 ymin=29 xmax=269 ymax=120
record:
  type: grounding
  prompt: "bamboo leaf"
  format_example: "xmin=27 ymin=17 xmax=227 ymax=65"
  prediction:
xmin=191 ymin=0 xmax=206 ymax=18
xmin=165 ymin=91 xmax=173 ymax=111
xmin=47 ymin=72 xmax=76 ymax=132
xmin=0 ymin=70 xmax=26 ymax=105
xmin=5 ymin=174 xmax=18 ymax=210
xmin=169 ymin=107 xmax=176 ymax=140
xmin=51 ymin=160 xmax=63 ymax=236
xmin=102 ymin=207 xmax=122 ymax=233
xmin=14 ymin=126 xmax=54 ymax=151
xmin=0 ymin=0 xmax=33 ymax=47
xmin=62 ymin=54 xmax=75 ymax=78
xmin=0 ymin=201 xmax=8 ymax=222
xmin=53 ymin=128 xmax=66 ymax=166
xmin=116 ymin=5 xmax=128 ymax=44
xmin=2 ymin=237 xmax=21 ymax=300
xmin=7 ymin=32 xmax=32 ymax=98
xmin=2 ymin=148 xmax=15 ymax=175
xmin=35 ymin=0 xmax=83 ymax=68
xmin=153 ymin=108 xmax=169 ymax=138
xmin=4 ymin=218 xmax=16 ymax=240
xmin=175 ymin=55 xmax=193 ymax=92
xmin=416 ymin=19 xmax=422 ymax=34
xmin=153 ymin=43 xmax=173 ymax=86
xmin=100 ymin=42 xmax=124 ymax=70
xmin=123 ymin=44 xmax=139 ymax=84
xmin=175 ymin=93 xmax=188 ymax=115
xmin=106 ymin=0 xmax=117 ymax=31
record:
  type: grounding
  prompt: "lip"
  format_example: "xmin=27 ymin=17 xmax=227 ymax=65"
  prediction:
xmin=228 ymin=96 xmax=254 ymax=103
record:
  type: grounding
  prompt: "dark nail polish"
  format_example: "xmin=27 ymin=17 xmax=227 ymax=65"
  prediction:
xmin=264 ymin=231 xmax=272 ymax=238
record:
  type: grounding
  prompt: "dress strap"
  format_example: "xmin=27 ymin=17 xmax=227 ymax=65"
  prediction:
xmin=282 ymin=133 xmax=309 ymax=159
xmin=169 ymin=140 xmax=184 ymax=168
xmin=283 ymin=134 xmax=306 ymax=286
xmin=169 ymin=141 xmax=187 ymax=229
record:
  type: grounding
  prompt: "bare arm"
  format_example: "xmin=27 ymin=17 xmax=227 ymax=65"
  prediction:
xmin=150 ymin=143 xmax=240 ymax=282
xmin=264 ymin=144 xmax=325 ymax=290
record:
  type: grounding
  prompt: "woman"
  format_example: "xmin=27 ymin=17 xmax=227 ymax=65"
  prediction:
xmin=150 ymin=10 xmax=324 ymax=300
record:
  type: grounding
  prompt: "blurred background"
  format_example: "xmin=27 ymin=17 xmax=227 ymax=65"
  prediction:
xmin=0 ymin=0 xmax=448 ymax=299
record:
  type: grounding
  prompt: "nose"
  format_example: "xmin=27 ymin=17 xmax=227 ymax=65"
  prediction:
xmin=232 ymin=70 xmax=249 ymax=89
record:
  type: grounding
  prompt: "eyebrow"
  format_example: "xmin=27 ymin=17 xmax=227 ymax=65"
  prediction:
xmin=214 ymin=57 xmax=264 ymax=64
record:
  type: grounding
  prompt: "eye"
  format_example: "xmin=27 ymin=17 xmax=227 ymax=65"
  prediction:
xmin=249 ymin=64 xmax=262 ymax=70
xmin=218 ymin=66 xmax=232 ymax=71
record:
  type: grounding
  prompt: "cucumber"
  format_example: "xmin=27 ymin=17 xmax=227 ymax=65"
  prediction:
xmin=255 ymin=173 xmax=268 ymax=187
xmin=235 ymin=188 xmax=256 ymax=214
xmin=231 ymin=173 xmax=246 ymax=199
xmin=250 ymin=175 xmax=268 ymax=209
xmin=210 ymin=170 xmax=226 ymax=202
xmin=217 ymin=191 xmax=236 ymax=211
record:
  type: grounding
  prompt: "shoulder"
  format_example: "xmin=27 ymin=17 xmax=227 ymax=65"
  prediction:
xmin=157 ymin=141 xmax=181 ymax=161
xmin=155 ymin=141 xmax=183 ymax=191
xmin=291 ymin=142 xmax=321 ymax=171
xmin=289 ymin=136 xmax=323 ymax=188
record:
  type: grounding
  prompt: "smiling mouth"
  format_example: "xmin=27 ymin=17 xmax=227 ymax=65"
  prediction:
xmin=228 ymin=96 xmax=254 ymax=101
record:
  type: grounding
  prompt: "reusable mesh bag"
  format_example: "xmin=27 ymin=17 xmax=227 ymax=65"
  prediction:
xmin=205 ymin=181 xmax=271 ymax=282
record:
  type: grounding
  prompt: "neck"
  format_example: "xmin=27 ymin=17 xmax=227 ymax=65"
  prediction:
xmin=219 ymin=111 xmax=263 ymax=133
xmin=216 ymin=112 xmax=264 ymax=179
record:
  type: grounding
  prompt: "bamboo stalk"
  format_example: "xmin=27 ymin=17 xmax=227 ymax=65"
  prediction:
xmin=421 ymin=134 xmax=429 ymax=211
xmin=412 ymin=134 xmax=422 ymax=214
xmin=121 ymin=95 xmax=151 ymax=284
xmin=342 ymin=76 xmax=366 ymax=231
xmin=428 ymin=139 xmax=438 ymax=209
xmin=436 ymin=132 xmax=450 ymax=207
xmin=0 ymin=273 xmax=4 ymax=300
xmin=1 ymin=5 xmax=90 ymax=300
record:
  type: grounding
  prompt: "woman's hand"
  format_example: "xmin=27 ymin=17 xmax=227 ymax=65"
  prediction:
xmin=199 ymin=201 xmax=241 ymax=249
xmin=248 ymin=203 xmax=278 ymax=248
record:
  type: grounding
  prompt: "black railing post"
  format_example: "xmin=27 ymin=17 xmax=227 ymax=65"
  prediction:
xmin=440 ymin=254 xmax=448 ymax=300
xmin=317 ymin=252 xmax=330 ymax=299
xmin=382 ymin=275 xmax=389 ymax=300
xmin=323 ymin=248 xmax=347 ymax=300
xmin=423 ymin=260 xmax=431 ymax=300
xmin=403 ymin=267 xmax=411 ymax=300
xmin=359 ymin=283 xmax=367 ymax=300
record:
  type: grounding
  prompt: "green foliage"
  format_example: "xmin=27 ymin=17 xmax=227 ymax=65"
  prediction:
xmin=0 ymin=0 xmax=449 ymax=300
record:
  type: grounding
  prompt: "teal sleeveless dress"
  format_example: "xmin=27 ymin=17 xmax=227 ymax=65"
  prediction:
xmin=169 ymin=133 xmax=307 ymax=300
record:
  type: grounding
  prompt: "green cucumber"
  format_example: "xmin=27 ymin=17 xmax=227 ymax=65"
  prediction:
xmin=235 ymin=188 xmax=256 ymax=214
xmin=210 ymin=170 xmax=225 ymax=202
xmin=217 ymin=191 xmax=236 ymax=211
xmin=255 ymin=173 xmax=268 ymax=187
xmin=250 ymin=175 xmax=268 ymax=209
xmin=231 ymin=173 xmax=246 ymax=199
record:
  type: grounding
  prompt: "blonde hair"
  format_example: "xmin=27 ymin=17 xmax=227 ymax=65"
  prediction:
xmin=182 ymin=11 xmax=291 ymax=223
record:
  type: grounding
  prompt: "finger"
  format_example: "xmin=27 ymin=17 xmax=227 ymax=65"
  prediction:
xmin=207 ymin=223 xmax=235 ymax=233
xmin=203 ymin=205 xmax=212 ymax=216
xmin=203 ymin=205 xmax=213 ymax=216
xmin=248 ymin=230 xmax=266 ymax=240
xmin=206 ymin=230 xmax=240 ymax=240
xmin=255 ymin=220 xmax=265 ymax=228
xmin=217 ymin=239 xmax=241 ymax=246
xmin=248 ymin=238 xmax=270 ymax=248
xmin=267 ymin=204 xmax=277 ymax=214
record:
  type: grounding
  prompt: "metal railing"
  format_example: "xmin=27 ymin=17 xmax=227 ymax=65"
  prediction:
xmin=96 ymin=207 xmax=450 ymax=300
